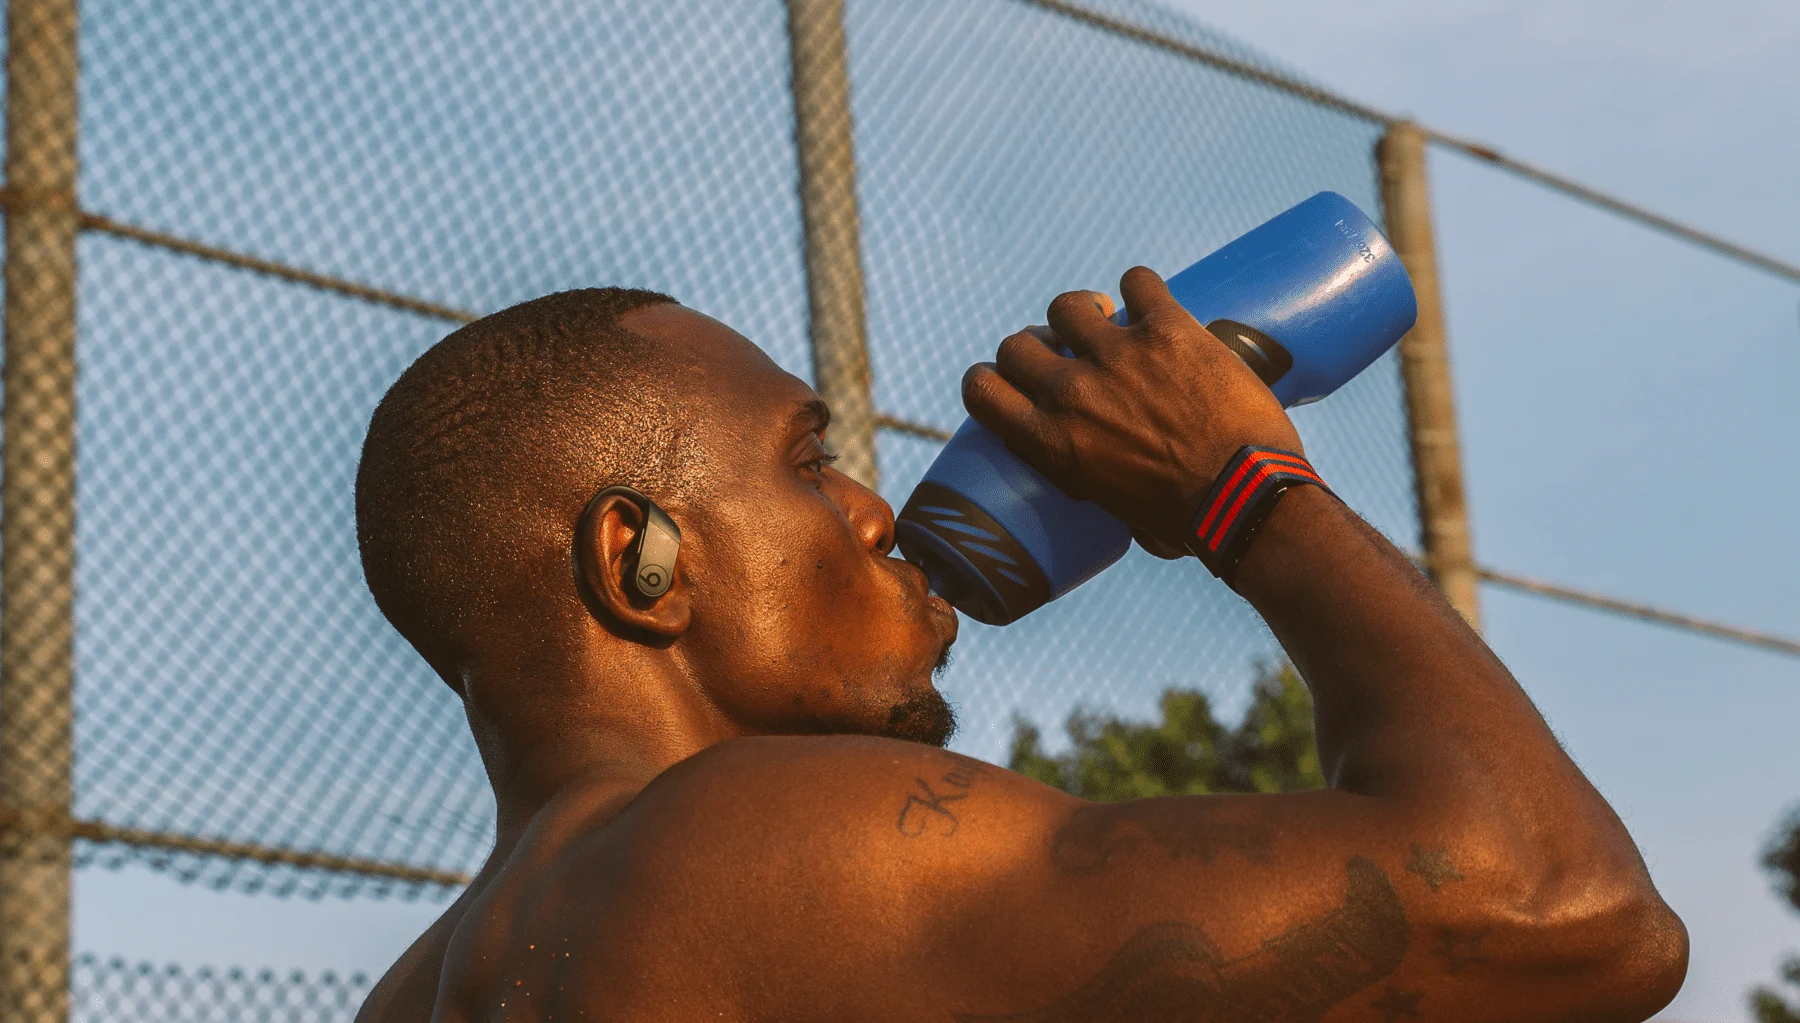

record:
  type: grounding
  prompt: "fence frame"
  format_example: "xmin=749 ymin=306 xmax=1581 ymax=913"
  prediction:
xmin=0 ymin=0 xmax=82 ymax=1020
xmin=1378 ymin=122 xmax=1482 ymax=628
xmin=785 ymin=0 xmax=879 ymax=489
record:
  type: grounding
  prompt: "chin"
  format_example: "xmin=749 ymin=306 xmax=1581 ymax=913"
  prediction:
xmin=878 ymin=687 xmax=957 ymax=748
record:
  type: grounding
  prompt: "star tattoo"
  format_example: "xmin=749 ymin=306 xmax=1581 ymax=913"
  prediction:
xmin=1406 ymin=844 xmax=1465 ymax=892
xmin=1432 ymin=928 xmax=1490 ymax=974
xmin=1371 ymin=985 xmax=1423 ymax=1021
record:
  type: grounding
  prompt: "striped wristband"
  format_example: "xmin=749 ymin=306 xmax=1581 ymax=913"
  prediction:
xmin=1186 ymin=446 xmax=1332 ymax=584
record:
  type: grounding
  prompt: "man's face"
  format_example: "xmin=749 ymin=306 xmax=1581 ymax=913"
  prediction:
xmin=619 ymin=305 xmax=960 ymax=745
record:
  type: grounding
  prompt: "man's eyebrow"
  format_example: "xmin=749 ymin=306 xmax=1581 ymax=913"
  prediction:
xmin=791 ymin=399 xmax=832 ymax=435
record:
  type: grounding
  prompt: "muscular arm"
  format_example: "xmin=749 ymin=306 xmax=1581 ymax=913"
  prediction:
xmin=950 ymin=268 xmax=1683 ymax=1020
xmin=599 ymin=270 xmax=1682 ymax=1022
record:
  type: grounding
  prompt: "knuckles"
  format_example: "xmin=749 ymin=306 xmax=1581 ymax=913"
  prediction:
xmin=1132 ymin=306 xmax=1195 ymax=347
xmin=996 ymin=329 xmax=1047 ymax=367
xmin=1044 ymin=367 xmax=1097 ymax=414
xmin=1047 ymin=289 xmax=1098 ymax=324
xmin=960 ymin=362 xmax=1004 ymax=410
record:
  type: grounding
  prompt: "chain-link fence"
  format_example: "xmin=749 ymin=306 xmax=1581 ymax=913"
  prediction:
xmin=72 ymin=956 xmax=369 ymax=1023
xmin=1 ymin=0 xmax=1426 ymax=1018
xmin=854 ymin=0 xmax=1417 ymax=756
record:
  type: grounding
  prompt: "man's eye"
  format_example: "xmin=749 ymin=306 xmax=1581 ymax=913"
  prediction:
xmin=803 ymin=452 xmax=841 ymax=474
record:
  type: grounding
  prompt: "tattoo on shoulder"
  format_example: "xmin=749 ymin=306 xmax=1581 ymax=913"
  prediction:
xmin=955 ymin=857 xmax=1408 ymax=1022
xmin=1405 ymin=844 xmax=1464 ymax=892
xmin=1050 ymin=803 xmax=1274 ymax=875
xmin=896 ymin=757 xmax=989 ymax=839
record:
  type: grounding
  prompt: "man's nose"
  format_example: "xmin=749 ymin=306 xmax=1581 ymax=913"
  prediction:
xmin=836 ymin=471 xmax=895 ymax=556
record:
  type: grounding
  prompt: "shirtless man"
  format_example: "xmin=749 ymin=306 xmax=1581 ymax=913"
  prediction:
xmin=353 ymin=272 xmax=1686 ymax=1022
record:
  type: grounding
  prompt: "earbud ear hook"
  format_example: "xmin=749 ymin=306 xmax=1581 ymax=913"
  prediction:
xmin=580 ymin=485 xmax=682 ymax=600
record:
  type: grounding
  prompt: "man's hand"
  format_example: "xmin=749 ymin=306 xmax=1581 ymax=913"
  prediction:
xmin=961 ymin=266 xmax=1304 ymax=554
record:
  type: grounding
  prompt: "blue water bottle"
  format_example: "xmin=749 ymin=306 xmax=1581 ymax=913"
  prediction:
xmin=895 ymin=191 xmax=1417 ymax=625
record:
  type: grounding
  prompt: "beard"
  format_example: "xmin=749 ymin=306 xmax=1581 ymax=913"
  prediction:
xmin=878 ymin=642 xmax=957 ymax=747
xmin=786 ymin=644 xmax=956 ymax=748
xmin=879 ymin=688 xmax=958 ymax=748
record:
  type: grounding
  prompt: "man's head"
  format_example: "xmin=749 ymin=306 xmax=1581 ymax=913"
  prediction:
xmin=356 ymin=289 xmax=958 ymax=754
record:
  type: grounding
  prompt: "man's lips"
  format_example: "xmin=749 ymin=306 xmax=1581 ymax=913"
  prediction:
xmin=897 ymin=558 xmax=958 ymax=626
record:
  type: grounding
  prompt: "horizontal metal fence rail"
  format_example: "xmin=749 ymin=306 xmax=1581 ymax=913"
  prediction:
xmin=1011 ymin=0 xmax=1800 ymax=286
xmin=1420 ymin=129 xmax=1800 ymax=284
xmin=0 ymin=807 xmax=472 ymax=888
xmin=874 ymin=413 xmax=952 ymax=443
xmin=1479 ymin=566 xmax=1800 ymax=659
xmin=0 ymin=188 xmax=485 ymax=324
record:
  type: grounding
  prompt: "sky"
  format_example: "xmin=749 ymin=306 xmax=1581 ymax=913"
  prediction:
xmin=1157 ymin=1 xmax=1800 ymax=1020
xmin=65 ymin=2 xmax=1799 ymax=1022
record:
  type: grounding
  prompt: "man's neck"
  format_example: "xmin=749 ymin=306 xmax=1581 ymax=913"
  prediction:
xmin=463 ymin=652 xmax=742 ymax=852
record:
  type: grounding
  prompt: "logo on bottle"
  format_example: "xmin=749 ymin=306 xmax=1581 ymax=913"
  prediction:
xmin=897 ymin=482 xmax=1052 ymax=626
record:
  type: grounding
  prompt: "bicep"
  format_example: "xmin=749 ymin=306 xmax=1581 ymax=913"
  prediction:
xmin=936 ymin=784 xmax=1629 ymax=1023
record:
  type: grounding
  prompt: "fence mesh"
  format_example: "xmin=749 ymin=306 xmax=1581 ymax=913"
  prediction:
xmin=49 ymin=0 xmax=1417 ymax=900
xmin=2 ymin=0 xmax=1417 ymax=1013
xmin=852 ymin=0 xmax=1415 ymax=759
xmin=71 ymin=956 xmax=369 ymax=1023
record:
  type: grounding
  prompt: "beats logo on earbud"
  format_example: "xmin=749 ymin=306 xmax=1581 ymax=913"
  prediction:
xmin=579 ymin=485 xmax=682 ymax=601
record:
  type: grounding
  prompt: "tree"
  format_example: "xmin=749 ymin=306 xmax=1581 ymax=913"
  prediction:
xmin=1768 ymin=806 xmax=1800 ymax=915
xmin=1008 ymin=660 xmax=1324 ymax=801
xmin=1755 ymin=806 xmax=1800 ymax=1023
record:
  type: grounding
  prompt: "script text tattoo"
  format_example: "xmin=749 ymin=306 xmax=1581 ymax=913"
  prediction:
xmin=896 ymin=761 xmax=986 ymax=838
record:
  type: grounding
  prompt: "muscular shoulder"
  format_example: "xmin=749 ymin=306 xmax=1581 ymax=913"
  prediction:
xmin=416 ymin=737 xmax=1074 ymax=1021
xmin=544 ymin=736 xmax=1077 ymax=1015
xmin=615 ymin=735 xmax=1069 ymax=880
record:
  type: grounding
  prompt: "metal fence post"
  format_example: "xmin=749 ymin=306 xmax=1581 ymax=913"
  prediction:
xmin=1377 ymin=121 xmax=1482 ymax=629
xmin=784 ymin=0 xmax=878 ymax=490
xmin=0 ymin=0 xmax=81 ymax=1020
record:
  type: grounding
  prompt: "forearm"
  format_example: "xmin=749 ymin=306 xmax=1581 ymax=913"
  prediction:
xmin=957 ymin=272 xmax=1682 ymax=1016
xmin=1234 ymin=485 xmax=1602 ymax=823
xmin=1231 ymin=485 xmax=1683 ymax=1000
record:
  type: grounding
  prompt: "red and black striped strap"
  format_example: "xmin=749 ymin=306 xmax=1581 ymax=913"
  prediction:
xmin=1186 ymin=446 xmax=1332 ymax=585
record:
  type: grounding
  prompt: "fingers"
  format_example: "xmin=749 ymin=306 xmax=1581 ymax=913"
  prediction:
xmin=1118 ymin=266 xmax=1177 ymax=326
xmin=995 ymin=328 xmax=1068 ymax=395
xmin=961 ymin=362 xmax=1061 ymax=467
xmin=1046 ymin=290 xmax=1120 ymax=359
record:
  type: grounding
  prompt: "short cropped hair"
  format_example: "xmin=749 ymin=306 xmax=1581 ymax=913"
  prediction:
xmin=355 ymin=287 xmax=680 ymax=681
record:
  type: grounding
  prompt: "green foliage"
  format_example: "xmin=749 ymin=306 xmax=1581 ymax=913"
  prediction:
xmin=1008 ymin=660 xmax=1324 ymax=801
xmin=1767 ymin=805 xmax=1800 ymax=915
xmin=1755 ymin=807 xmax=1800 ymax=1020
xmin=1751 ymin=956 xmax=1800 ymax=1023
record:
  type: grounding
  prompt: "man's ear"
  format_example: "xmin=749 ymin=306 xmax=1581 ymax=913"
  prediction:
xmin=574 ymin=491 xmax=692 ymax=640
